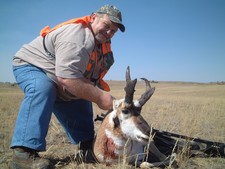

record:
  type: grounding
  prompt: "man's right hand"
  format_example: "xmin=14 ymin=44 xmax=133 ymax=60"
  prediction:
xmin=96 ymin=91 xmax=114 ymax=110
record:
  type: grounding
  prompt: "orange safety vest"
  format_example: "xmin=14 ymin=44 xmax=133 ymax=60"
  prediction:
xmin=40 ymin=16 xmax=114 ymax=91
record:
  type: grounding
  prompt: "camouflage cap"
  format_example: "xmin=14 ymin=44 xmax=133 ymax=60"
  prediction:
xmin=96 ymin=5 xmax=125 ymax=32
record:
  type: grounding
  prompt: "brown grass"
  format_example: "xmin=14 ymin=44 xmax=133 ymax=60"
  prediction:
xmin=0 ymin=81 xmax=225 ymax=168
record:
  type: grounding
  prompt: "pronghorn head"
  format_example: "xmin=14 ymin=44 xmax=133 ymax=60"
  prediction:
xmin=109 ymin=66 xmax=155 ymax=144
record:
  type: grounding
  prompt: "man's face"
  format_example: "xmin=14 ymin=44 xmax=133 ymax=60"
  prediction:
xmin=91 ymin=14 xmax=118 ymax=43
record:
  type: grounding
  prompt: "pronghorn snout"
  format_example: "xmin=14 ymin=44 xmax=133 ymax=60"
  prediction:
xmin=135 ymin=116 xmax=151 ymax=143
xmin=138 ymin=116 xmax=151 ymax=136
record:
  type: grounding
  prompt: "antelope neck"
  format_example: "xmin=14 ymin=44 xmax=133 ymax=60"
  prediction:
xmin=104 ymin=129 xmax=128 ymax=155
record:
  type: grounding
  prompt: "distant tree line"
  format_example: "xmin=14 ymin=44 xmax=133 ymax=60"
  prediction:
xmin=0 ymin=82 xmax=18 ymax=87
xmin=208 ymin=81 xmax=225 ymax=85
xmin=150 ymin=80 xmax=159 ymax=83
xmin=216 ymin=81 xmax=225 ymax=85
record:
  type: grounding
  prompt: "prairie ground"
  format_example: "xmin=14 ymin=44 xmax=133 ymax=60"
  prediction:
xmin=0 ymin=81 xmax=225 ymax=169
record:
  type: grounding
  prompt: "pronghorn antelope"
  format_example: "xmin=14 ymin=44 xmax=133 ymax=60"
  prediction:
xmin=93 ymin=66 xmax=174 ymax=168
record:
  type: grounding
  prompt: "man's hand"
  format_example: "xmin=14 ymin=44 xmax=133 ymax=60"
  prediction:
xmin=96 ymin=91 xmax=114 ymax=110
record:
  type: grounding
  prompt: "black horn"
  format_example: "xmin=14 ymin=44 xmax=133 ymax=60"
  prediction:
xmin=124 ymin=66 xmax=137 ymax=107
xmin=137 ymin=78 xmax=155 ymax=107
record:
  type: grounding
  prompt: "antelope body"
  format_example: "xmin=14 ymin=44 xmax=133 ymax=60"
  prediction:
xmin=93 ymin=67 xmax=172 ymax=167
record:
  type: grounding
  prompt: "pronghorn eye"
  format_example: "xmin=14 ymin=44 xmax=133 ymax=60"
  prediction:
xmin=122 ymin=109 xmax=129 ymax=114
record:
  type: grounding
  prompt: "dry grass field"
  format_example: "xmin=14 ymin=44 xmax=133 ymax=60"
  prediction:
xmin=0 ymin=81 xmax=225 ymax=169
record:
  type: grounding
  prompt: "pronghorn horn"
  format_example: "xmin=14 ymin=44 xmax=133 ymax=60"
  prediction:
xmin=124 ymin=66 xmax=137 ymax=106
xmin=137 ymin=78 xmax=155 ymax=107
xmin=126 ymin=66 xmax=132 ymax=82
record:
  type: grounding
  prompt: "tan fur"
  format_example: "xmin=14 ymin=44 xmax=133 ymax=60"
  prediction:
xmin=94 ymin=112 xmax=125 ymax=163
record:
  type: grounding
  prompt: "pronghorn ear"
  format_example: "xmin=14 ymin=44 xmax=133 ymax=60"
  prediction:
xmin=113 ymin=99 xmax=124 ymax=109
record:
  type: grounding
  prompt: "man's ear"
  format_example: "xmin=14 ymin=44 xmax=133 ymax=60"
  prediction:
xmin=90 ymin=13 xmax=96 ymax=22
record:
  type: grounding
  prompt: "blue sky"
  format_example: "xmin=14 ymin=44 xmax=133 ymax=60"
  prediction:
xmin=1 ymin=0 xmax=225 ymax=83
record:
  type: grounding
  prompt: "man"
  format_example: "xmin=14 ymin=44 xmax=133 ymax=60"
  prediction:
xmin=10 ymin=4 xmax=125 ymax=169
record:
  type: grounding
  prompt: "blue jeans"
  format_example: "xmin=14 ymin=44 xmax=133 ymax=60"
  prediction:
xmin=11 ymin=64 xmax=94 ymax=151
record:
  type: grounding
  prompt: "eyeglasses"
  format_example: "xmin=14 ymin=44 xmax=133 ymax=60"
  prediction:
xmin=102 ymin=21 xmax=118 ymax=36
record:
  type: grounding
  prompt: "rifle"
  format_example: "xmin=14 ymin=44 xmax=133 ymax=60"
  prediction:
xmin=152 ymin=128 xmax=225 ymax=157
xmin=95 ymin=113 xmax=225 ymax=158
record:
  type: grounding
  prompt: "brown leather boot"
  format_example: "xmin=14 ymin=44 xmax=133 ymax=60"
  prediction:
xmin=9 ymin=147 xmax=51 ymax=169
xmin=75 ymin=149 xmax=97 ymax=164
xmin=74 ymin=139 xmax=97 ymax=164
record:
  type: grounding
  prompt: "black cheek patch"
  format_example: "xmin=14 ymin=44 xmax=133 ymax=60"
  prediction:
xmin=113 ymin=116 xmax=120 ymax=128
